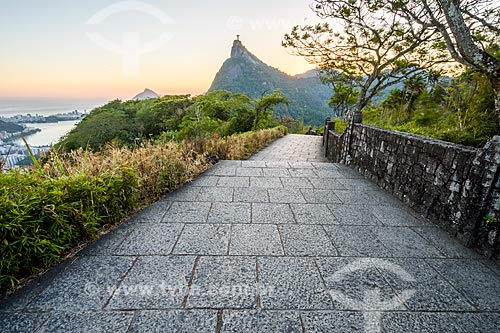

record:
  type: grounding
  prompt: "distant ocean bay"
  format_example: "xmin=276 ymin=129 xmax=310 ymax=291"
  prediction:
xmin=0 ymin=97 xmax=108 ymax=146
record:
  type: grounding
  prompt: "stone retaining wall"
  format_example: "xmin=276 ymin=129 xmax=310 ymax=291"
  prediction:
xmin=325 ymin=122 xmax=500 ymax=258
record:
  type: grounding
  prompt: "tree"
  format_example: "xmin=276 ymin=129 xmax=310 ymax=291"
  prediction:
xmin=150 ymin=95 xmax=193 ymax=134
xmin=254 ymin=89 xmax=288 ymax=130
xmin=320 ymin=70 xmax=360 ymax=118
xmin=402 ymin=75 xmax=426 ymax=117
xmin=387 ymin=0 xmax=500 ymax=125
xmin=283 ymin=0 xmax=450 ymax=120
xmin=59 ymin=111 xmax=142 ymax=151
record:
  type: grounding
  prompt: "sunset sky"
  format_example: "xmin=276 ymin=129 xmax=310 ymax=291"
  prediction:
xmin=0 ymin=0 xmax=320 ymax=100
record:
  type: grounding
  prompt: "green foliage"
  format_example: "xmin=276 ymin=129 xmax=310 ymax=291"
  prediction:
xmin=0 ymin=127 xmax=286 ymax=296
xmin=283 ymin=1 xmax=448 ymax=113
xmin=275 ymin=117 xmax=309 ymax=134
xmin=485 ymin=216 xmax=498 ymax=225
xmin=209 ymin=53 xmax=332 ymax=125
xmin=0 ymin=166 xmax=138 ymax=291
xmin=58 ymin=90 xmax=291 ymax=151
xmin=333 ymin=118 xmax=347 ymax=133
xmin=58 ymin=104 xmax=143 ymax=151
xmin=365 ymin=71 xmax=499 ymax=147
xmin=254 ymin=89 xmax=288 ymax=130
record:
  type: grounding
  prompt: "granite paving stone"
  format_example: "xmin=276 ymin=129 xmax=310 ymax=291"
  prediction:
xmin=236 ymin=167 xmax=263 ymax=177
xmin=204 ymin=166 xmax=237 ymax=176
xmin=0 ymin=254 xmax=78 ymax=311
xmin=338 ymin=178 xmax=380 ymax=190
xmin=130 ymin=198 xmax=171 ymax=223
xmin=217 ymin=176 xmax=250 ymax=188
xmin=412 ymin=226 xmax=484 ymax=259
xmin=301 ymin=311 xmax=365 ymax=332
xmin=208 ymin=202 xmax=251 ymax=224
xmin=481 ymin=258 xmax=500 ymax=276
xmin=107 ymin=256 xmax=195 ymax=310
xmin=128 ymin=310 xmax=217 ymax=333
xmin=241 ymin=160 xmax=267 ymax=168
xmin=289 ymin=168 xmax=318 ymax=178
xmin=265 ymin=161 xmax=290 ymax=168
xmin=189 ymin=176 xmax=219 ymax=187
xmin=186 ymin=256 xmax=257 ymax=309
xmin=367 ymin=189 xmax=405 ymax=205
xmin=290 ymin=204 xmax=337 ymax=224
xmin=311 ymin=162 xmax=339 ymax=169
xmin=162 ymin=201 xmax=212 ymax=223
xmin=371 ymin=205 xmax=425 ymax=227
xmin=336 ymin=165 xmax=365 ymax=179
xmin=315 ymin=258 xmax=405 ymax=311
xmin=252 ymin=203 xmax=295 ymax=224
xmin=164 ymin=186 xmax=201 ymax=202
xmin=262 ymin=168 xmax=291 ymax=178
xmin=379 ymin=258 xmax=475 ymax=311
xmin=372 ymin=227 xmax=444 ymax=258
xmin=323 ymin=225 xmax=394 ymax=257
xmin=38 ymin=311 xmax=134 ymax=333
xmin=279 ymin=225 xmax=338 ymax=256
xmin=308 ymin=177 xmax=347 ymax=190
xmin=114 ymin=223 xmax=183 ymax=255
xmin=313 ymin=168 xmax=345 ymax=178
xmin=196 ymin=187 xmax=234 ymax=202
xmin=289 ymin=161 xmax=314 ymax=169
xmin=229 ymin=224 xmax=284 ymax=255
xmin=269 ymin=189 xmax=307 ymax=203
xmin=382 ymin=312 xmax=500 ymax=333
xmin=258 ymin=257 xmax=334 ymax=310
xmin=218 ymin=160 xmax=242 ymax=167
xmin=280 ymin=177 xmax=314 ymax=189
xmin=78 ymin=222 xmax=135 ymax=256
xmin=3 ymin=134 xmax=500 ymax=332
xmin=250 ymin=177 xmax=283 ymax=188
xmin=173 ymin=224 xmax=230 ymax=255
xmin=221 ymin=310 xmax=302 ymax=333
xmin=327 ymin=204 xmax=382 ymax=226
xmin=0 ymin=312 xmax=50 ymax=333
xmin=28 ymin=256 xmax=135 ymax=311
xmin=381 ymin=312 xmax=469 ymax=333
xmin=233 ymin=188 xmax=270 ymax=203
xmin=332 ymin=190 xmax=378 ymax=204
xmin=426 ymin=259 xmax=500 ymax=310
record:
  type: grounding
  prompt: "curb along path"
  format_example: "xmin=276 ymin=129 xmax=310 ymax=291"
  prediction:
xmin=1 ymin=134 xmax=499 ymax=332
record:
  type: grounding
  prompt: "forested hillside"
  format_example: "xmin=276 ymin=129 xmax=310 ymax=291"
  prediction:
xmin=57 ymin=90 xmax=291 ymax=151
xmin=209 ymin=39 xmax=331 ymax=125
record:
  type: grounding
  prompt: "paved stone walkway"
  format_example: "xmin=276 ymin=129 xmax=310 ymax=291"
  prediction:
xmin=1 ymin=134 xmax=500 ymax=332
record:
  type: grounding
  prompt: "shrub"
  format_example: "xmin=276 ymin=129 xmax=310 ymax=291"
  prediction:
xmin=0 ymin=166 xmax=137 ymax=290
xmin=0 ymin=127 xmax=285 ymax=296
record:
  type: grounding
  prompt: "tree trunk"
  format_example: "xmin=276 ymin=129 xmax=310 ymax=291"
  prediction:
xmin=437 ymin=0 xmax=500 ymax=125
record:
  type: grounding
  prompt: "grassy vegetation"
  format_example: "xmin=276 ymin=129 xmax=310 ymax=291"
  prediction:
xmin=326 ymin=71 xmax=498 ymax=147
xmin=0 ymin=127 xmax=286 ymax=297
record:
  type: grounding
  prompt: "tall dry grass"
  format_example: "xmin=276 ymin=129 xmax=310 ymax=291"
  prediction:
xmin=1 ymin=127 xmax=286 ymax=296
